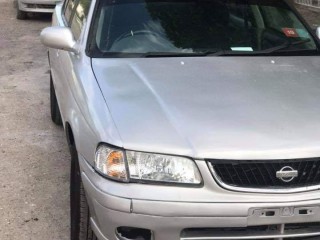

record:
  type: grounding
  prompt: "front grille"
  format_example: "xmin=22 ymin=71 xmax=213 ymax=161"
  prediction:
xmin=208 ymin=158 xmax=320 ymax=190
xmin=181 ymin=222 xmax=320 ymax=239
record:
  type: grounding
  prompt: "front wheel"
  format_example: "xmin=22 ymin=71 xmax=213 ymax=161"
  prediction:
xmin=70 ymin=146 xmax=97 ymax=240
xmin=16 ymin=7 xmax=28 ymax=20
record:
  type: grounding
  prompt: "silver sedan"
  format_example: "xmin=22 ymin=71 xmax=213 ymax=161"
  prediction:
xmin=16 ymin=0 xmax=60 ymax=19
xmin=40 ymin=0 xmax=320 ymax=239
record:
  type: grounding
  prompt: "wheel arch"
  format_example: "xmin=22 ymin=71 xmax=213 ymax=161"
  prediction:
xmin=65 ymin=122 xmax=76 ymax=149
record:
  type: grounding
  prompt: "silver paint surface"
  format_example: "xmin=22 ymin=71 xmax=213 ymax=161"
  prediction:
xmin=92 ymin=56 xmax=320 ymax=160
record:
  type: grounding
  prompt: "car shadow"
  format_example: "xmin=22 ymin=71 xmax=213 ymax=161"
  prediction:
xmin=26 ymin=13 xmax=53 ymax=22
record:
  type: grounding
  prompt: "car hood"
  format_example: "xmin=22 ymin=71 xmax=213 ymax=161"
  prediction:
xmin=92 ymin=56 xmax=320 ymax=160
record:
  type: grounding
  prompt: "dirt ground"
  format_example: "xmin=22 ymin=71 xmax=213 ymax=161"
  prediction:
xmin=0 ymin=0 xmax=69 ymax=239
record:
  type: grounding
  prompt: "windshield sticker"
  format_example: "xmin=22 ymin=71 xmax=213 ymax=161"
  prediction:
xmin=296 ymin=29 xmax=309 ymax=38
xmin=282 ymin=28 xmax=299 ymax=38
xmin=231 ymin=47 xmax=253 ymax=51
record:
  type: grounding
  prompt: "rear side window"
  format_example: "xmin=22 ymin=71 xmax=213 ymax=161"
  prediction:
xmin=70 ymin=0 xmax=92 ymax=39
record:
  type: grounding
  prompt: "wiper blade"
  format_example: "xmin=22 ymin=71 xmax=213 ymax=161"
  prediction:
xmin=264 ymin=38 xmax=311 ymax=53
xmin=99 ymin=52 xmax=206 ymax=58
xmin=99 ymin=40 xmax=313 ymax=58
xmin=142 ymin=52 xmax=206 ymax=58
xmin=206 ymin=39 xmax=312 ymax=56
xmin=206 ymin=50 xmax=256 ymax=56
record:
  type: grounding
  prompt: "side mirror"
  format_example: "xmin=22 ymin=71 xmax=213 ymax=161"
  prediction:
xmin=40 ymin=26 xmax=77 ymax=53
xmin=316 ymin=27 xmax=320 ymax=40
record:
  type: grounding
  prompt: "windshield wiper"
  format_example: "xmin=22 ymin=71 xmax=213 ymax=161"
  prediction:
xmin=263 ymin=38 xmax=311 ymax=53
xmin=98 ymin=51 xmax=207 ymax=58
xmin=142 ymin=52 xmax=206 ymax=58
xmin=100 ymin=40 xmax=313 ymax=58
xmin=207 ymin=39 xmax=312 ymax=56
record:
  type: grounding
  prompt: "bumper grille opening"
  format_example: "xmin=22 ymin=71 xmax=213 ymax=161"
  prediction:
xmin=116 ymin=227 xmax=152 ymax=240
xmin=26 ymin=4 xmax=55 ymax=9
xmin=285 ymin=222 xmax=320 ymax=230
xmin=181 ymin=226 xmax=276 ymax=240
xmin=208 ymin=158 xmax=320 ymax=191
xmin=181 ymin=222 xmax=320 ymax=239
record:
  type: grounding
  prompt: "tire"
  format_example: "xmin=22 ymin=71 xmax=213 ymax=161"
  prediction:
xmin=50 ymin=74 xmax=63 ymax=126
xmin=70 ymin=145 xmax=97 ymax=240
xmin=16 ymin=7 xmax=28 ymax=20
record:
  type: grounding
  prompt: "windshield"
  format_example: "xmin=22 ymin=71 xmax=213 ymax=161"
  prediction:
xmin=88 ymin=0 xmax=319 ymax=57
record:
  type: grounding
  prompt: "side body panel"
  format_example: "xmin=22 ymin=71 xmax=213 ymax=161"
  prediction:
xmin=49 ymin=3 xmax=122 ymax=165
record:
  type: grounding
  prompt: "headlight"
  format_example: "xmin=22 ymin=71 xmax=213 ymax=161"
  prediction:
xmin=127 ymin=151 xmax=202 ymax=185
xmin=95 ymin=145 xmax=202 ymax=185
xmin=95 ymin=145 xmax=128 ymax=181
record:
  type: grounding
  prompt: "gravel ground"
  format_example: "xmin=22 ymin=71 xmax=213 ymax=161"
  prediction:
xmin=0 ymin=1 xmax=69 ymax=239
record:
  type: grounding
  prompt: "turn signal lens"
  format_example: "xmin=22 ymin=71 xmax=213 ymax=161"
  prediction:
xmin=95 ymin=145 xmax=127 ymax=181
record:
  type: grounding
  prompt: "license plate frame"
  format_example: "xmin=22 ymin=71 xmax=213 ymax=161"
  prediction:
xmin=248 ymin=206 xmax=320 ymax=226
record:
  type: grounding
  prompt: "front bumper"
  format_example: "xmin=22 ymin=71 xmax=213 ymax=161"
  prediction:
xmin=79 ymin=155 xmax=320 ymax=240
xmin=18 ymin=0 xmax=58 ymax=13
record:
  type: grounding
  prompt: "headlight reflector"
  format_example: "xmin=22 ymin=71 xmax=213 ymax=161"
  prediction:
xmin=126 ymin=151 xmax=201 ymax=184
xmin=95 ymin=145 xmax=128 ymax=181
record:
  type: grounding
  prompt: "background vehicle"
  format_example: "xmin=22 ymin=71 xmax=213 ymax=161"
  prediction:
xmin=41 ymin=0 xmax=320 ymax=239
xmin=15 ymin=0 xmax=59 ymax=20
